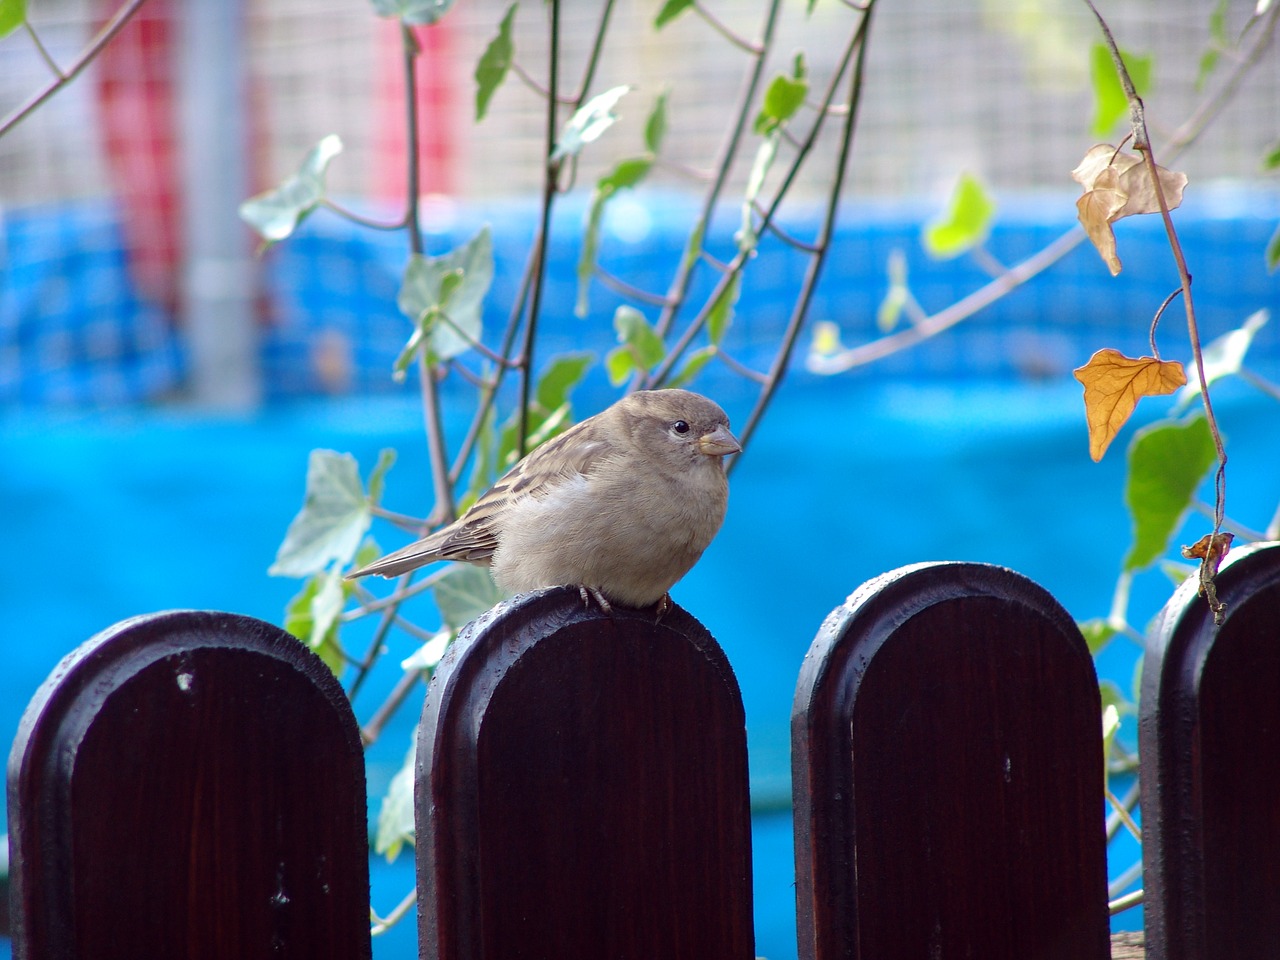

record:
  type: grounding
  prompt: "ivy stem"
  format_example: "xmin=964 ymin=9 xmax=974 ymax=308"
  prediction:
xmin=735 ymin=2 xmax=874 ymax=455
xmin=400 ymin=24 xmax=455 ymax=524
xmin=650 ymin=0 xmax=782 ymax=343
xmin=1084 ymin=0 xmax=1228 ymax=619
xmin=516 ymin=0 xmax=562 ymax=458
xmin=1 ymin=0 xmax=151 ymax=137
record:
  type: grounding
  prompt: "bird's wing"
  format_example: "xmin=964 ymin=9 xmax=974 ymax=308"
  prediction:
xmin=346 ymin=416 xmax=612 ymax=580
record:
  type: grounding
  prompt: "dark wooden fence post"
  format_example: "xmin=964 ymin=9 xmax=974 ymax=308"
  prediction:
xmin=416 ymin=586 xmax=755 ymax=960
xmin=791 ymin=561 xmax=1111 ymax=960
xmin=1140 ymin=541 xmax=1280 ymax=960
xmin=6 ymin=610 xmax=371 ymax=960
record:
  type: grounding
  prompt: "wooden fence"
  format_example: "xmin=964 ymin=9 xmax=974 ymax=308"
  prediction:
xmin=6 ymin=543 xmax=1279 ymax=959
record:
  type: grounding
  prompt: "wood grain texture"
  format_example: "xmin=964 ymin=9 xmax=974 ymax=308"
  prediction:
xmin=416 ymin=587 xmax=755 ymax=960
xmin=6 ymin=611 xmax=371 ymax=960
xmin=1140 ymin=542 xmax=1280 ymax=960
xmin=791 ymin=562 xmax=1111 ymax=960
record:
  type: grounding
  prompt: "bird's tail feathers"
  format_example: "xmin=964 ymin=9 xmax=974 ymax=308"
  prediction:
xmin=344 ymin=536 xmax=448 ymax=580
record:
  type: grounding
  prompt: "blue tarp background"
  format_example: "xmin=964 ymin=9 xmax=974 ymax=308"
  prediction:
xmin=2 ymin=192 xmax=1278 ymax=958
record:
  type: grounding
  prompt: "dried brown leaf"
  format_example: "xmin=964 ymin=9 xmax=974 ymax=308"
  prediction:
xmin=1073 ymin=348 xmax=1188 ymax=461
xmin=1183 ymin=531 xmax=1234 ymax=623
xmin=1072 ymin=144 xmax=1188 ymax=276
xmin=1076 ymin=166 xmax=1127 ymax=275
xmin=1181 ymin=531 xmax=1233 ymax=570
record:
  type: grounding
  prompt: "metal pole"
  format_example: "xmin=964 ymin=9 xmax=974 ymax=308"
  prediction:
xmin=177 ymin=0 xmax=260 ymax=408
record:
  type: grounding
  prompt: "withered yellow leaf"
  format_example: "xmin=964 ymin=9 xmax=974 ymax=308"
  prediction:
xmin=1071 ymin=144 xmax=1188 ymax=276
xmin=1073 ymin=349 xmax=1187 ymax=461
xmin=1076 ymin=167 xmax=1127 ymax=275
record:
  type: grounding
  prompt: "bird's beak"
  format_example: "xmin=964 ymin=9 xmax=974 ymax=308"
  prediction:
xmin=697 ymin=424 xmax=742 ymax=457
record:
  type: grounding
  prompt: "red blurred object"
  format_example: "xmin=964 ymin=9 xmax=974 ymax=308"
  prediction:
xmin=374 ymin=19 xmax=458 ymax=203
xmin=94 ymin=0 xmax=181 ymax=315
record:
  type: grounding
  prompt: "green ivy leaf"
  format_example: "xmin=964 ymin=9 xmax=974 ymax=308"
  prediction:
xmin=605 ymin=348 xmax=637 ymax=386
xmin=644 ymin=90 xmax=669 ymax=154
xmin=282 ymin=569 xmax=347 ymax=676
xmin=654 ymin=0 xmax=693 ymax=29
xmin=738 ymin=132 xmax=778 ymax=252
xmin=1267 ymin=223 xmax=1280 ymax=273
xmin=1100 ymin=699 xmax=1122 ymax=788
xmin=608 ymin=306 xmax=665 ymax=385
xmin=1174 ymin=309 xmax=1268 ymax=409
xmin=680 ymin=220 xmax=705 ymax=273
xmin=239 ymin=135 xmax=342 ymax=243
xmin=270 ymin=450 xmax=375 ymax=577
xmin=0 ymin=0 xmax=26 ymax=38
xmin=1263 ymin=141 xmax=1280 ymax=171
xmin=1078 ymin=618 xmax=1118 ymax=657
xmin=551 ymin=85 xmax=631 ymax=162
xmin=401 ymin=630 xmax=452 ymax=673
xmin=576 ymin=156 xmax=654 ymax=317
xmin=1090 ymin=43 xmax=1152 ymax=137
xmin=1196 ymin=49 xmax=1220 ymax=93
xmin=922 ymin=173 xmax=996 ymax=259
xmin=475 ymin=3 xmax=516 ymax=121
xmin=398 ymin=225 xmax=493 ymax=363
xmin=1159 ymin=559 xmax=1196 ymax=586
xmin=367 ymin=448 xmax=397 ymax=506
xmin=370 ymin=0 xmax=455 ymax=25
xmin=707 ymin=273 xmax=741 ymax=345
xmin=754 ymin=58 xmax=809 ymax=135
xmin=1123 ymin=416 xmax=1217 ymax=573
xmin=667 ymin=346 xmax=716 ymax=389
xmin=535 ymin=353 xmax=594 ymax=412
xmin=433 ymin=563 xmax=507 ymax=630
xmin=374 ymin=734 xmax=417 ymax=862
xmin=877 ymin=248 xmax=910 ymax=331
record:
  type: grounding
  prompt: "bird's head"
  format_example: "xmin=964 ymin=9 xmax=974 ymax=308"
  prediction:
xmin=617 ymin=389 xmax=741 ymax=471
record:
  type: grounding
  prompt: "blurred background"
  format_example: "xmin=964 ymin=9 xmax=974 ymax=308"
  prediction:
xmin=2 ymin=1 xmax=1279 ymax=957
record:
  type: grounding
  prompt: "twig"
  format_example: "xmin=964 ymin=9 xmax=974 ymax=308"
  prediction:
xmin=735 ymin=2 xmax=874 ymax=454
xmin=570 ymin=0 xmax=617 ymax=107
xmin=1109 ymin=888 xmax=1145 ymax=916
xmin=347 ymin=584 xmax=412 ymax=704
xmin=1237 ymin=367 xmax=1280 ymax=403
xmin=1105 ymin=784 xmax=1142 ymax=842
xmin=808 ymin=227 xmax=1084 ymax=373
xmin=344 ymin=571 xmax=441 ymax=618
xmin=369 ymin=504 xmax=429 ymax=532
xmin=715 ymin=349 xmax=770 ymax=384
xmin=1 ymin=0 xmax=151 ymax=137
xmin=510 ymin=59 xmax=573 ymax=103
xmin=370 ymin=886 xmax=418 ymax=935
xmin=24 ymin=21 xmax=66 ymax=78
xmin=398 ymin=24 xmax=457 ymax=528
xmin=693 ymin=2 xmax=764 ymax=55
xmin=651 ymin=0 xmax=782 ymax=342
xmin=321 ymin=198 xmax=409 ymax=232
xmin=361 ymin=668 xmax=424 ymax=746
xmin=755 ymin=209 xmax=823 ymax=254
xmin=1105 ymin=780 xmax=1141 ymax=842
xmin=1148 ymin=287 xmax=1183 ymax=358
xmin=593 ymin=265 xmax=675 ymax=307
xmin=515 ymin=0 xmax=562 ymax=456
xmin=650 ymin=5 xmax=868 ymax=388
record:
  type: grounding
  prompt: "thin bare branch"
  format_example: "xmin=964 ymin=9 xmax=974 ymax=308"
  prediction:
xmin=1 ymin=0 xmax=151 ymax=137
xmin=694 ymin=2 xmax=764 ymax=54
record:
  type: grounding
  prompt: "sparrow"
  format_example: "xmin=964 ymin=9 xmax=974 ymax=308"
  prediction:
xmin=345 ymin=388 xmax=740 ymax=613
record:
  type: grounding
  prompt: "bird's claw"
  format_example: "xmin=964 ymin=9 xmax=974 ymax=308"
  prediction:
xmin=578 ymin=585 xmax=614 ymax=617
xmin=653 ymin=593 xmax=671 ymax=622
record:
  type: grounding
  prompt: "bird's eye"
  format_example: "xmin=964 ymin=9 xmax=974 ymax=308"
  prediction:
xmin=672 ymin=420 xmax=690 ymax=434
